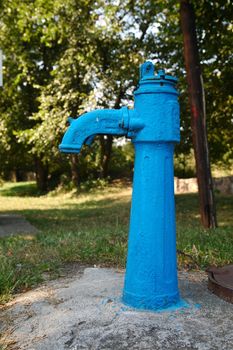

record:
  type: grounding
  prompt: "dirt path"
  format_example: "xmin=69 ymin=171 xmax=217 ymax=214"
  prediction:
xmin=0 ymin=214 xmax=38 ymax=237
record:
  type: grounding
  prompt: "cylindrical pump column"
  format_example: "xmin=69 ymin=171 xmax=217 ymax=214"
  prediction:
xmin=123 ymin=62 xmax=180 ymax=310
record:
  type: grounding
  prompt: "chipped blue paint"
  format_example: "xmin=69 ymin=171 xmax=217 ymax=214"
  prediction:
xmin=59 ymin=61 xmax=181 ymax=311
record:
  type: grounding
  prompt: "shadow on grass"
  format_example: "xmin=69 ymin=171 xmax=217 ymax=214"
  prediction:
xmin=1 ymin=193 xmax=201 ymax=232
xmin=0 ymin=186 xmax=232 ymax=231
xmin=0 ymin=182 xmax=41 ymax=197
xmin=23 ymin=197 xmax=131 ymax=233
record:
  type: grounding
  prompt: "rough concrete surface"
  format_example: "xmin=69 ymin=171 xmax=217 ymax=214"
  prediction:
xmin=0 ymin=214 xmax=39 ymax=237
xmin=1 ymin=267 xmax=233 ymax=350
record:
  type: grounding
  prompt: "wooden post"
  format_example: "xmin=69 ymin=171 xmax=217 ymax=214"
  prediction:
xmin=180 ymin=0 xmax=217 ymax=228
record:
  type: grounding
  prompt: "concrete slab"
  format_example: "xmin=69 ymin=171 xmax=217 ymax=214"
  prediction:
xmin=1 ymin=267 xmax=233 ymax=350
xmin=0 ymin=214 xmax=39 ymax=237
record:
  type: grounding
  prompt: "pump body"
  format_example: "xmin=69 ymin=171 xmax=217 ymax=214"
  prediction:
xmin=59 ymin=61 xmax=180 ymax=310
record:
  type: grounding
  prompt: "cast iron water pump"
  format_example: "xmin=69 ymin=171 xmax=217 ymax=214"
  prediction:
xmin=59 ymin=61 xmax=181 ymax=310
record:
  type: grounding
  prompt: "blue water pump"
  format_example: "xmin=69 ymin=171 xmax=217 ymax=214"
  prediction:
xmin=59 ymin=61 xmax=181 ymax=310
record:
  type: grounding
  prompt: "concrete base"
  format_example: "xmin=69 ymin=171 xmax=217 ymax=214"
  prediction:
xmin=1 ymin=267 xmax=233 ymax=349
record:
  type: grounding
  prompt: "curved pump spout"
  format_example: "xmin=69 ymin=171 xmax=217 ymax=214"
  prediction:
xmin=59 ymin=107 xmax=143 ymax=153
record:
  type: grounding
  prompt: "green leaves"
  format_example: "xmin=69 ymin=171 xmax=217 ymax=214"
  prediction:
xmin=0 ymin=0 xmax=232 ymax=187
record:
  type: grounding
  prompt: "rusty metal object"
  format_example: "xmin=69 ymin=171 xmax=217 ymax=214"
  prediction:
xmin=207 ymin=265 xmax=233 ymax=303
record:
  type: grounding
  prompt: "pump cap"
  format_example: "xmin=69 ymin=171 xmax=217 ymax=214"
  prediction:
xmin=140 ymin=61 xmax=154 ymax=79
xmin=140 ymin=61 xmax=177 ymax=84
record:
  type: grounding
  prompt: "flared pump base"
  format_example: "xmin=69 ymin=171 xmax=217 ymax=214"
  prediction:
xmin=122 ymin=290 xmax=181 ymax=311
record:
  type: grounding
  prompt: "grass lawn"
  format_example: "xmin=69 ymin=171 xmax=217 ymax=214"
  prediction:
xmin=0 ymin=181 xmax=233 ymax=303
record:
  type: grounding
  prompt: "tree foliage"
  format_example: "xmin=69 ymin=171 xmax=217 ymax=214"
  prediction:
xmin=0 ymin=0 xmax=232 ymax=190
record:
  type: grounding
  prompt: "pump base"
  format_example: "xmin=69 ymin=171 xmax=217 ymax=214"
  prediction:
xmin=122 ymin=290 xmax=180 ymax=311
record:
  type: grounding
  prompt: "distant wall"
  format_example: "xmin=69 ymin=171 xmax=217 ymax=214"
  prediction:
xmin=174 ymin=176 xmax=233 ymax=195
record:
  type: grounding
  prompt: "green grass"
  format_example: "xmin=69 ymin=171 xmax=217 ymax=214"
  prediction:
xmin=0 ymin=181 xmax=40 ymax=197
xmin=0 ymin=181 xmax=233 ymax=303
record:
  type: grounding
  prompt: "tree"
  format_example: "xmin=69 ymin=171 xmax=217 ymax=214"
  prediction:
xmin=0 ymin=0 xmax=63 ymax=190
xmin=148 ymin=0 xmax=232 ymax=170
xmin=0 ymin=0 xmax=232 ymax=191
xmin=180 ymin=0 xmax=217 ymax=228
xmin=25 ymin=0 xmax=169 ymax=184
xmin=194 ymin=0 xmax=233 ymax=166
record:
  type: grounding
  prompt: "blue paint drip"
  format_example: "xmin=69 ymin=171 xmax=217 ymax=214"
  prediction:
xmin=99 ymin=295 xmax=198 ymax=316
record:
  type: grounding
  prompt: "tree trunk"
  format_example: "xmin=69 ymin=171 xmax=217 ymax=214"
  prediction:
xmin=70 ymin=154 xmax=80 ymax=188
xmin=35 ymin=157 xmax=48 ymax=193
xmin=180 ymin=0 xmax=217 ymax=228
xmin=99 ymin=87 xmax=125 ymax=179
xmin=99 ymin=135 xmax=113 ymax=179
